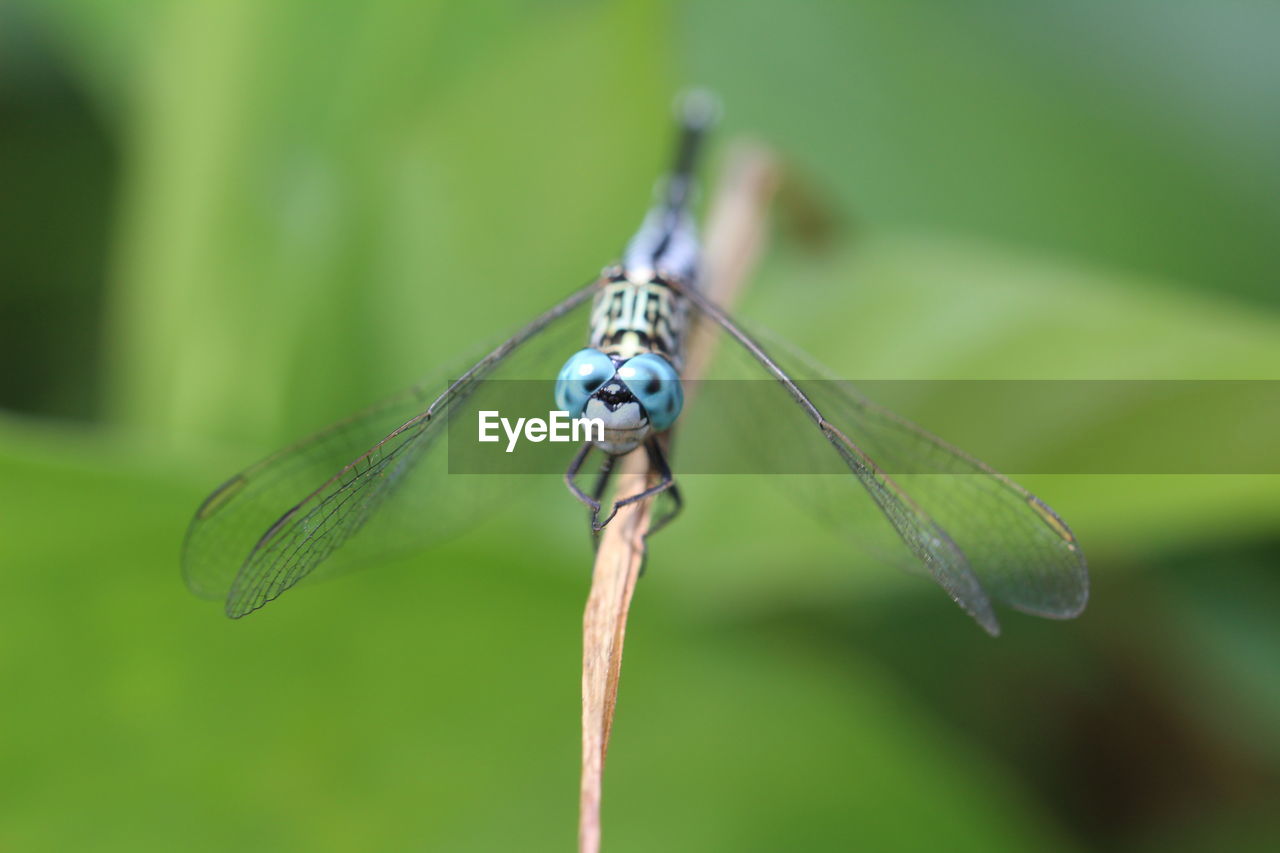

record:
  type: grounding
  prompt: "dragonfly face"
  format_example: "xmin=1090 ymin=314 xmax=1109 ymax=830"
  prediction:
xmin=555 ymin=348 xmax=684 ymax=454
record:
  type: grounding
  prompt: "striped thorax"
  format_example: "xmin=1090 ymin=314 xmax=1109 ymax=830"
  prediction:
xmin=588 ymin=274 xmax=688 ymax=371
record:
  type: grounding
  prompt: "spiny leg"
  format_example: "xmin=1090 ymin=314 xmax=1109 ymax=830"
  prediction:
xmin=590 ymin=453 xmax=617 ymax=506
xmin=586 ymin=453 xmax=618 ymax=541
xmin=638 ymin=441 xmax=682 ymax=576
xmin=594 ymin=437 xmax=679 ymax=532
xmin=564 ymin=442 xmax=603 ymax=528
xmin=643 ymin=439 xmax=683 ymax=536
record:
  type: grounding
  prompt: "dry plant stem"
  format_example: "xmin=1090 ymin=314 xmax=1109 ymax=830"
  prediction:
xmin=579 ymin=142 xmax=779 ymax=853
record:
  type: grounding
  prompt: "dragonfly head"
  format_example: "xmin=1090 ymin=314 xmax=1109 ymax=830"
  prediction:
xmin=555 ymin=348 xmax=683 ymax=454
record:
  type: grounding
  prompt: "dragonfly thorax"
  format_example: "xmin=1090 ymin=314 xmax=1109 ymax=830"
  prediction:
xmin=588 ymin=277 xmax=688 ymax=370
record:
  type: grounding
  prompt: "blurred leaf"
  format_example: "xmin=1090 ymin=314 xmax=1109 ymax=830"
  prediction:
xmin=684 ymin=0 xmax=1280 ymax=305
xmin=104 ymin=0 xmax=675 ymax=450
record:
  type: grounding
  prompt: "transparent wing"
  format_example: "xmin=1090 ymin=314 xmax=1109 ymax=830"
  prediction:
xmin=675 ymin=281 xmax=1088 ymax=635
xmin=182 ymin=281 xmax=599 ymax=617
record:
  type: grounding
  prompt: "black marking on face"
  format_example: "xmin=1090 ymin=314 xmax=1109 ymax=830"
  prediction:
xmin=594 ymin=381 xmax=637 ymax=410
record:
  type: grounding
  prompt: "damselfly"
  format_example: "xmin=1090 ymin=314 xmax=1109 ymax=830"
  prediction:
xmin=183 ymin=94 xmax=1088 ymax=634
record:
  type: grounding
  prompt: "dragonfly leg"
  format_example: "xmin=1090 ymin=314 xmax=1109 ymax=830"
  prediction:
xmin=565 ymin=442 xmax=609 ymax=529
xmin=639 ymin=441 xmax=682 ymax=575
xmin=583 ymin=453 xmax=619 ymax=540
xmin=593 ymin=438 xmax=678 ymax=532
xmin=644 ymin=439 xmax=683 ymax=536
xmin=590 ymin=452 xmax=618 ymax=505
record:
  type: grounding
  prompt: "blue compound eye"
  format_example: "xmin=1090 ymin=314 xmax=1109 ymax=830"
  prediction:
xmin=554 ymin=348 xmax=616 ymax=415
xmin=616 ymin=353 xmax=683 ymax=431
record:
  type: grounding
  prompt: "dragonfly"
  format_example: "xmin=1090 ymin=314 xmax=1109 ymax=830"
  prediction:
xmin=183 ymin=93 xmax=1088 ymax=635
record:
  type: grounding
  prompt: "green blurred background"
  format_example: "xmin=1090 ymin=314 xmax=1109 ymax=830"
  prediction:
xmin=2 ymin=1 xmax=1278 ymax=851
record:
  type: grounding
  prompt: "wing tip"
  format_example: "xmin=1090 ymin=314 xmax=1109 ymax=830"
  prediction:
xmin=224 ymin=595 xmax=263 ymax=619
xmin=957 ymin=594 xmax=1002 ymax=637
xmin=976 ymin=611 xmax=1002 ymax=637
xmin=224 ymin=578 xmax=281 ymax=618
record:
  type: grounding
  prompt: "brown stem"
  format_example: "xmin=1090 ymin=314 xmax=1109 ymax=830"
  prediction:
xmin=578 ymin=142 xmax=779 ymax=853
